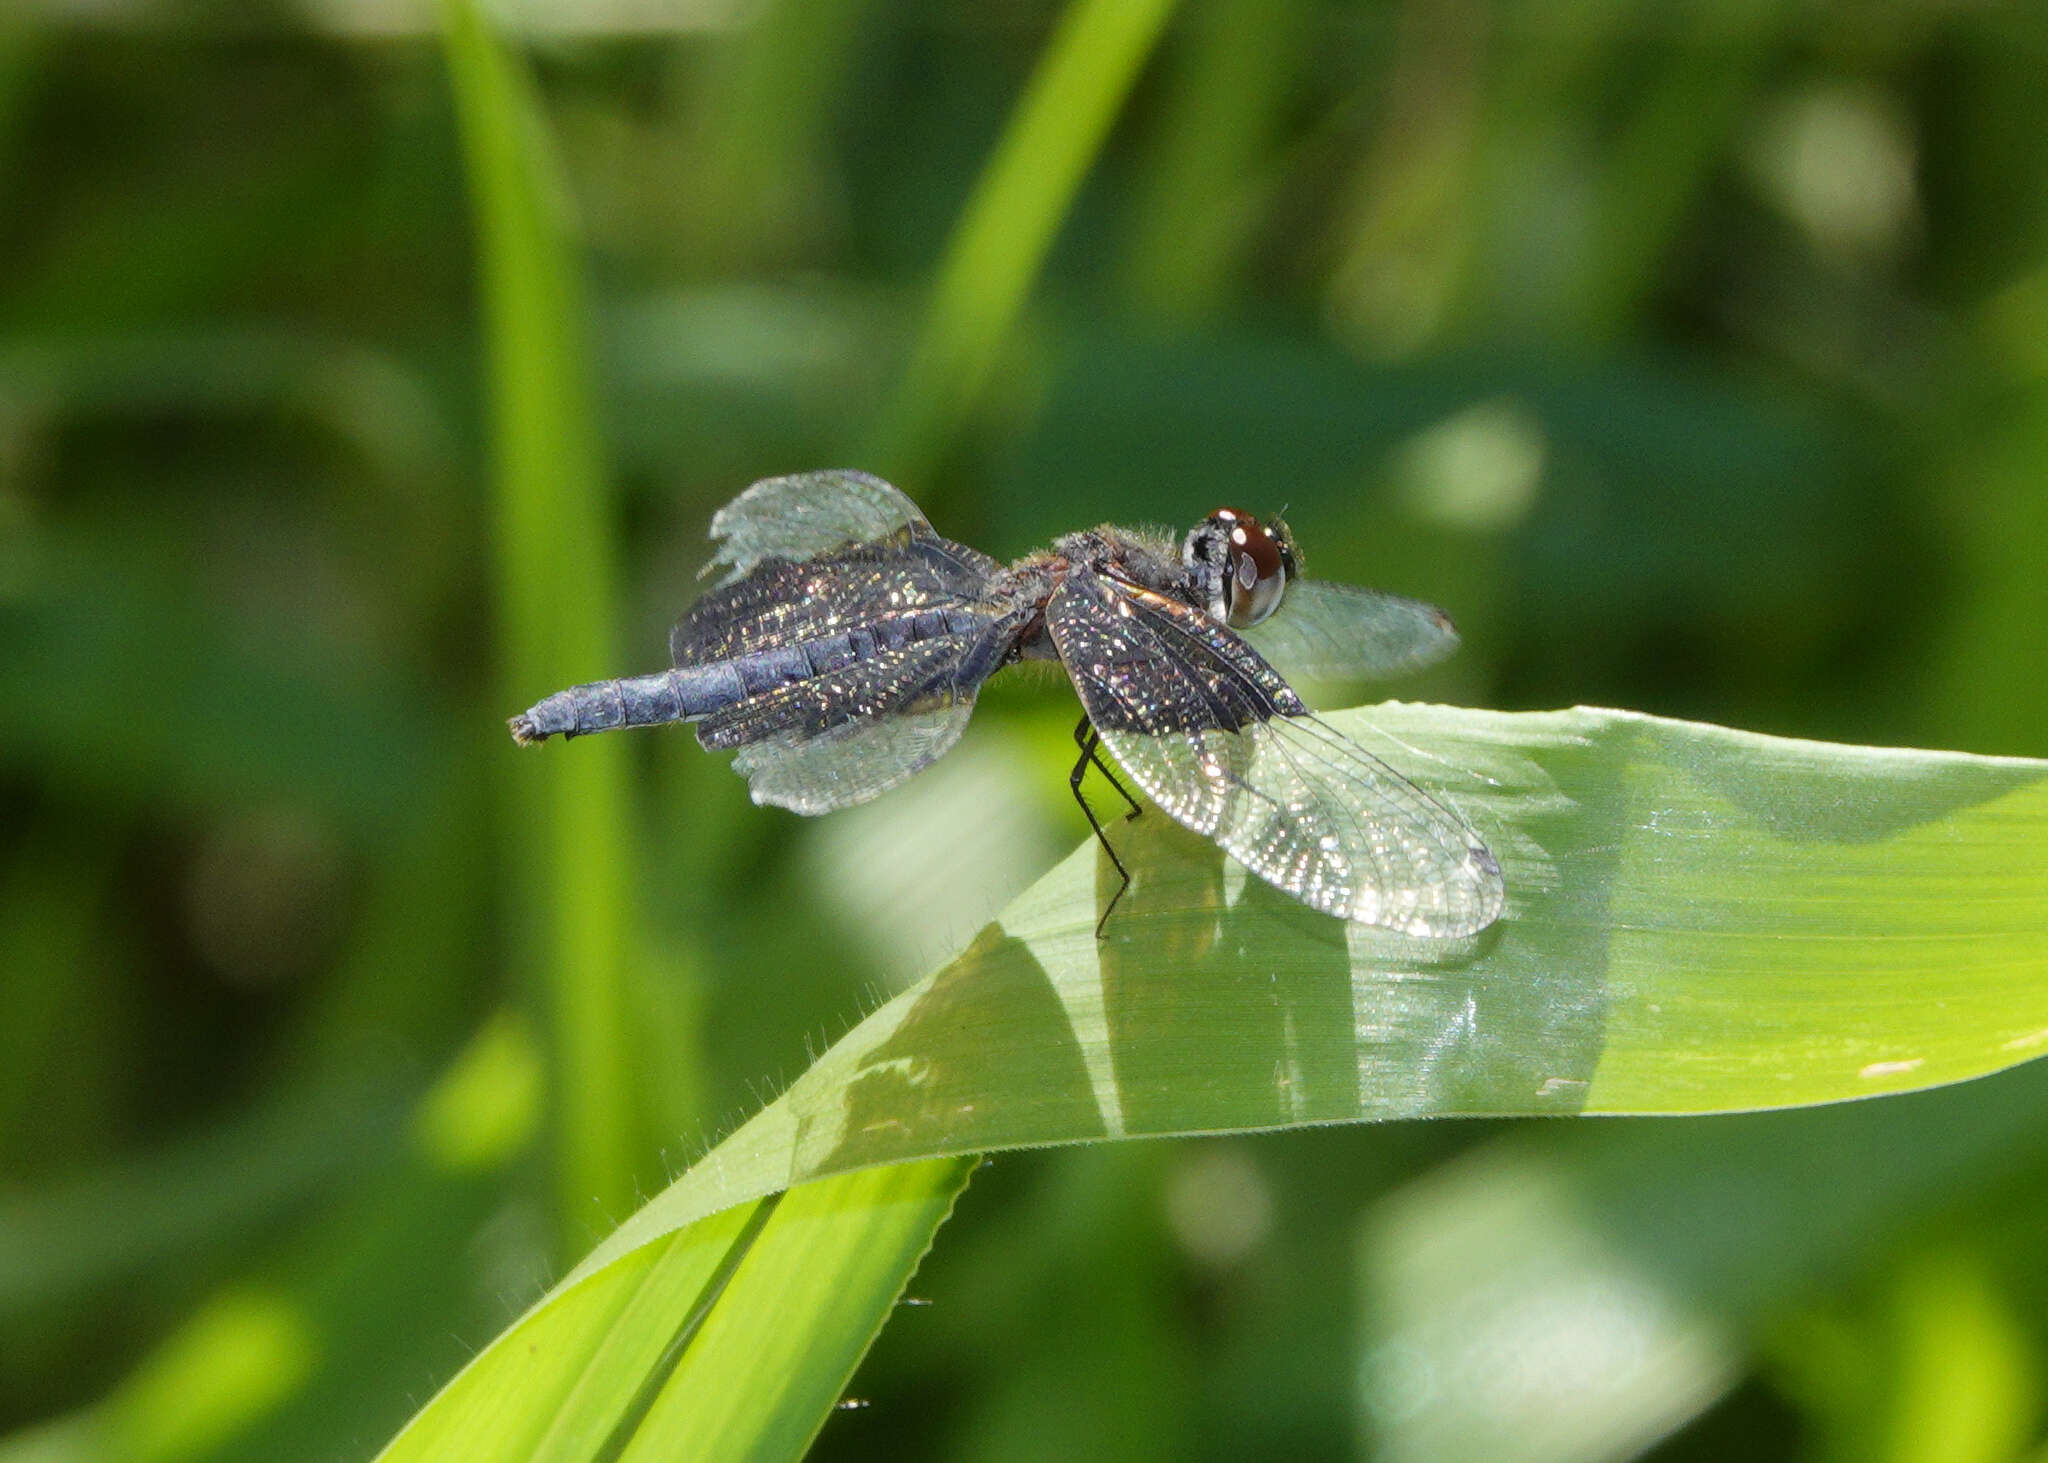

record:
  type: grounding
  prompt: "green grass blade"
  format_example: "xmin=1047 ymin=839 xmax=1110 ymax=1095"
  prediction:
xmin=865 ymin=0 xmax=1180 ymax=481
xmin=442 ymin=0 xmax=639 ymax=1245
xmin=376 ymin=705 xmax=2048 ymax=1461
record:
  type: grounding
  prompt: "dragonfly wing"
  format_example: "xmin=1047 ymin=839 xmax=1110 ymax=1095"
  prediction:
xmin=1241 ymin=580 xmax=1462 ymax=683
xmin=680 ymin=473 xmax=1000 ymax=666
xmin=675 ymin=553 xmax=955 ymax=664
xmin=698 ymin=633 xmax=988 ymax=814
xmin=726 ymin=701 xmax=977 ymax=814
xmin=706 ymin=470 xmax=930 ymax=584
xmin=1046 ymin=571 xmax=1503 ymax=937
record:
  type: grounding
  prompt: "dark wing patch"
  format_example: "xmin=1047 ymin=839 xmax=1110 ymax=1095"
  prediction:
xmin=678 ymin=549 xmax=918 ymax=664
xmin=675 ymin=537 xmax=1004 ymax=667
xmin=697 ymin=633 xmax=984 ymax=814
xmin=1046 ymin=570 xmax=1504 ymax=937
xmin=696 ymin=634 xmax=978 ymax=749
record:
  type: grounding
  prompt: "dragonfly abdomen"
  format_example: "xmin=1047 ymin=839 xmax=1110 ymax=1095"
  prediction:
xmin=782 ymin=607 xmax=984 ymax=674
xmin=508 ymin=663 xmax=754 ymax=744
xmin=509 ymin=606 xmax=989 ymax=746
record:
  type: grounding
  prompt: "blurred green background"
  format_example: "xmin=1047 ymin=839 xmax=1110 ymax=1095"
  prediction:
xmin=4 ymin=1 xmax=2048 ymax=1460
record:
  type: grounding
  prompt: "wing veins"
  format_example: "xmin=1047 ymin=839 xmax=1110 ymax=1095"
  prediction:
xmin=1103 ymin=576 xmax=1293 ymax=730
xmin=1050 ymin=570 xmax=1501 ymax=934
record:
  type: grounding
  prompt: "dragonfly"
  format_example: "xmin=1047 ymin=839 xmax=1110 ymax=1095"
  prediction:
xmin=509 ymin=470 xmax=1505 ymax=938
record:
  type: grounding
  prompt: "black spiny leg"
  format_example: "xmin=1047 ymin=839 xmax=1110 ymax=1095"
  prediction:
xmin=1072 ymin=716 xmax=1143 ymax=821
xmin=1071 ymin=716 xmax=1139 ymax=937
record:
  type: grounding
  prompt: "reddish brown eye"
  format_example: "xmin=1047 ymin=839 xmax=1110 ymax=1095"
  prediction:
xmin=1216 ymin=509 xmax=1290 ymax=628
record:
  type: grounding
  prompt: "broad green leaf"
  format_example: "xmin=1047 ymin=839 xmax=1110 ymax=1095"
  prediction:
xmin=380 ymin=704 xmax=2048 ymax=1461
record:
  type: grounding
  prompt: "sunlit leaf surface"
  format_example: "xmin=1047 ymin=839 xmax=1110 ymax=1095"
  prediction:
xmin=380 ymin=704 xmax=2048 ymax=1460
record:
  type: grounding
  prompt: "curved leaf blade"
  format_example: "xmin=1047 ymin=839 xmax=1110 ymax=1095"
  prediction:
xmin=595 ymin=703 xmax=2048 ymax=1273
xmin=380 ymin=704 xmax=2048 ymax=1461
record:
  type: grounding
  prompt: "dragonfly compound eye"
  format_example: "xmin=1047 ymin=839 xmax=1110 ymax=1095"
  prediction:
xmin=1218 ymin=511 xmax=1290 ymax=628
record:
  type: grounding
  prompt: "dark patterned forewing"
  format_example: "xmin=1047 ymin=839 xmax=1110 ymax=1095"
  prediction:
xmin=675 ymin=535 xmax=1004 ymax=666
xmin=1242 ymin=580 xmax=1462 ymax=683
xmin=1046 ymin=571 xmax=1504 ymax=937
xmin=697 ymin=632 xmax=977 ymax=748
xmin=676 ymin=469 xmax=1011 ymax=813
xmin=679 ymin=548 xmax=925 ymax=664
xmin=697 ymin=634 xmax=984 ymax=814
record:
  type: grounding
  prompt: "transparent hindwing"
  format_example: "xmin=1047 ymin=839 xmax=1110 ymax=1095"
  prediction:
xmin=698 ymin=633 xmax=987 ymax=815
xmin=1241 ymin=580 xmax=1462 ymax=684
xmin=705 ymin=470 xmax=930 ymax=585
xmin=726 ymin=699 xmax=977 ymax=815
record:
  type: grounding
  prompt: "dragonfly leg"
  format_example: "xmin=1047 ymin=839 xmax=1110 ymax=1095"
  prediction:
xmin=1070 ymin=718 xmax=1132 ymax=938
xmin=1071 ymin=716 xmax=1143 ymax=821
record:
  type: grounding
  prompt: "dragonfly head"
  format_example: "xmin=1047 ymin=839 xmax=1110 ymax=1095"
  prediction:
xmin=1184 ymin=507 xmax=1298 ymax=629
